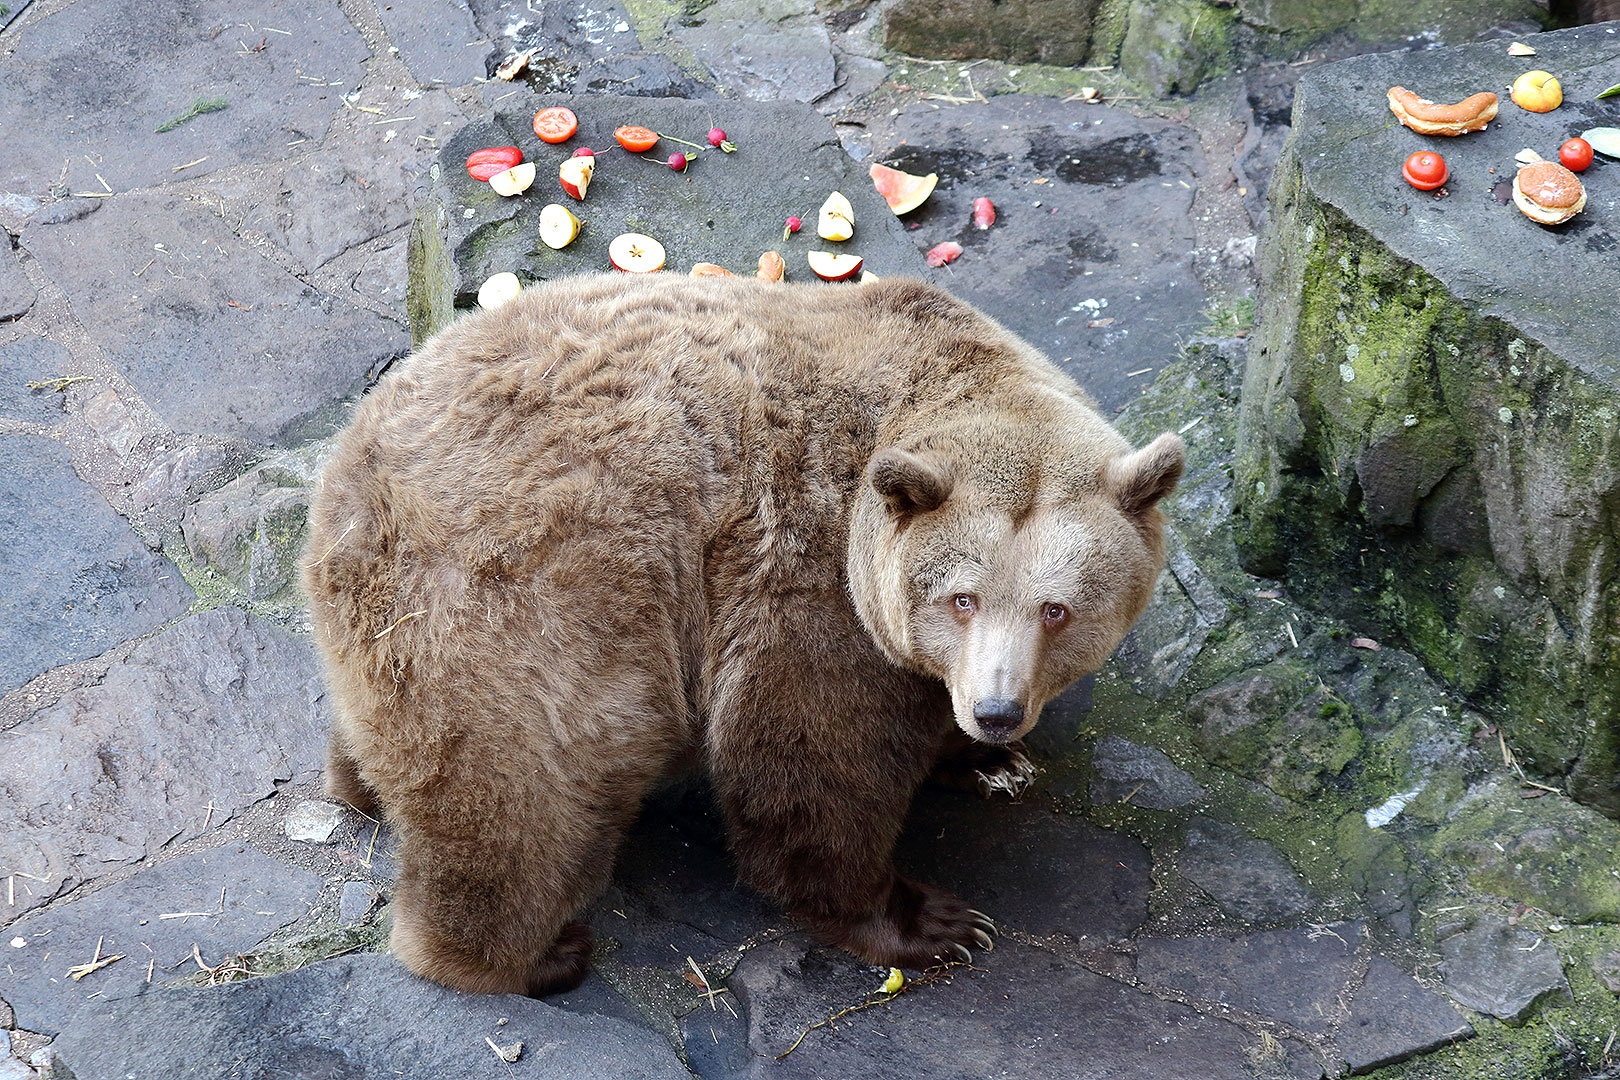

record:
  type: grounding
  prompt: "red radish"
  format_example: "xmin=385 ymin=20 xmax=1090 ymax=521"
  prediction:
xmin=782 ymin=215 xmax=801 ymax=241
xmin=926 ymin=241 xmax=962 ymax=267
xmin=573 ymin=147 xmax=596 ymax=158
xmin=707 ymin=127 xmax=737 ymax=152
xmin=973 ymin=197 xmax=996 ymax=230
xmin=668 ymin=152 xmax=688 ymax=171
xmin=466 ymin=146 xmax=522 ymax=181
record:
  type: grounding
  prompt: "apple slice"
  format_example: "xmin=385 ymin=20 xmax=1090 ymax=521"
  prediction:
xmin=817 ymin=191 xmax=854 ymax=241
xmin=609 ymin=232 xmax=666 ymax=273
xmin=807 ymin=250 xmax=862 ymax=281
xmin=539 ymin=203 xmax=581 ymax=249
xmin=559 ymin=156 xmax=593 ymax=200
xmin=487 ymin=161 xmax=536 ymax=197
xmin=477 ymin=271 xmax=521 ymax=309
xmin=860 ymin=270 xmax=880 ymax=282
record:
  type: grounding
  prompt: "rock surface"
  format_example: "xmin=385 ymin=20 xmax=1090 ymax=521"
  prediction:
xmin=48 ymin=952 xmax=694 ymax=1080
xmin=0 ymin=847 xmax=321 ymax=1035
xmin=180 ymin=443 xmax=327 ymax=604
xmin=1090 ymin=734 xmax=1206 ymax=810
xmin=884 ymin=0 xmax=1100 ymax=66
xmin=1438 ymin=917 xmax=1571 ymax=1023
xmin=1339 ymin=956 xmax=1472 ymax=1074
xmin=1176 ymin=817 xmax=1316 ymax=924
xmin=0 ymin=238 xmax=32 ymax=321
xmin=0 ymin=434 xmax=193 ymax=694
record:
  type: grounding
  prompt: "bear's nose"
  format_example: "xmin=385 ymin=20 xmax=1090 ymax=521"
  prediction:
xmin=973 ymin=698 xmax=1025 ymax=738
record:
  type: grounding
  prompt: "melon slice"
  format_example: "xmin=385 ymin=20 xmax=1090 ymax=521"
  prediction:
xmin=869 ymin=163 xmax=938 ymax=215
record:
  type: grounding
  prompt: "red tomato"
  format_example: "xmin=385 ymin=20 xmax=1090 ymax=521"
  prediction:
xmin=532 ymin=106 xmax=578 ymax=144
xmin=1559 ymin=137 xmax=1593 ymax=172
xmin=465 ymin=146 xmax=523 ymax=181
xmin=1402 ymin=150 xmax=1448 ymax=191
xmin=614 ymin=125 xmax=659 ymax=153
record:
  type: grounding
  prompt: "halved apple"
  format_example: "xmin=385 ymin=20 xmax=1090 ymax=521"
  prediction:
xmin=559 ymin=156 xmax=593 ymax=200
xmin=477 ymin=271 xmax=521 ymax=309
xmin=539 ymin=203 xmax=581 ymax=249
xmin=860 ymin=270 xmax=880 ymax=282
xmin=817 ymin=191 xmax=854 ymax=241
xmin=609 ymin=232 xmax=665 ymax=273
xmin=487 ymin=161 xmax=536 ymax=197
xmin=807 ymin=250 xmax=862 ymax=281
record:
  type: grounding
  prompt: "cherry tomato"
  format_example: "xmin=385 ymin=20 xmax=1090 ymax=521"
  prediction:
xmin=1402 ymin=150 xmax=1448 ymax=190
xmin=1559 ymin=137 xmax=1593 ymax=172
xmin=614 ymin=125 xmax=659 ymax=153
xmin=465 ymin=146 xmax=523 ymax=181
xmin=532 ymin=106 xmax=578 ymax=144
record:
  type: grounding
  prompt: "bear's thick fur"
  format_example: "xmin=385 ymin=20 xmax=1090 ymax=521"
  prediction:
xmin=303 ymin=274 xmax=1183 ymax=996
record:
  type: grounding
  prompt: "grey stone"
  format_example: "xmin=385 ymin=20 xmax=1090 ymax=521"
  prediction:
xmin=884 ymin=0 xmax=1099 ymax=65
xmin=1593 ymin=951 xmax=1620 ymax=994
xmin=0 ymin=338 xmax=71 ymax=423
xmin=896 ymin=788 xmax=1152 ymax=942
xmin=1113 ymin=535 xmax=1223 ymax=699
xmin=409 ymin=94 xmax=924 ymax=344
xmin=0 ymin=1059 xmax=29 ymax=1080
xmin=129 ymin=442 xmax=233 ymax=516
xmin=0 ymin=0 xmax=28 ymax=33
xmin=1090 ymin=735 xmax=1205 ymax=810
xmin=1438 ymin=916 xmax=1571 ymax=1023
xmin=1177 ymin=817 xmax=1315 ymax=923
xmin=1136 ymin=922 xmax=1361 ymax=1033
xmin=0 ymin=434 xmax=193 ymax=694
xmin=349 ymin=236 xmax=408 ymax=314
xmin=375 ymin=0 xmax=488 ymax=86
xmin=181 ymin=456 xmax=317 ymax=604
xmin=571 ymin=52 xmax=713 ymax=99
xmin=1339 ymin=956 xmax=1472 ymax=1074
xmin=50 ymin=952 xmax=693 ymax=1080
xmin=28 ymin=1050 xmax=51 ymax=1072
xmin=337 ymin=880 xmax=381 ymax=924
xmin=80 ymin=389 xmax=144 ymax=458
xmin=685 ymin=936 xmax=1322 ymax=1079
xmin=22 ymin=190 xmax=406 ymax=446
xmin=0 ymin=847 xmax=321 ymax=1035
xmin=0 ymin=191 xmax=41 ymax=234
xmin=0 ymin=608 xmax=329 ymax=914
xmin=1120 ymin=0 xmax=1223 ymax=96
xmin=0 ymin=0 xmax=369 ymax=198
xmin=0 ymin=239 xmax=32 ymax=321
xmin=284 ymin=800 xmax=345 ymax=843
xmin=669 ymin=0 xmax=836 ymax=103
xmin=874 ymin=95 xmax=1206 ymax=414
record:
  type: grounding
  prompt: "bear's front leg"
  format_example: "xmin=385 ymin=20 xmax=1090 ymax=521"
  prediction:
xmin=708 ymin=645 xmax=996 ymax=968
xmin=928 ymin=727 xmax=1039 ymax=800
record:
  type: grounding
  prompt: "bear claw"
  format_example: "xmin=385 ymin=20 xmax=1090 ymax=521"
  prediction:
xmin=971 ymin=928 xmax=995 ymax=951
xmin=966 ymin=909 xmax=997 ymax=935
xmin=973 ymin=749 xmax=1039 ymax=800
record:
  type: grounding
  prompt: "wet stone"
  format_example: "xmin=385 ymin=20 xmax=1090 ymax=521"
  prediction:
xmin=0 ymin=0 xmax=369 ymax=198
xmin=1177 ymin=816 xmax=1315 ymax=924
xmin=0 ymin=847 xmax=321 ymax=1036
xmin=1135 ymin=922 xmax=1361 ymax=1035
xmin=0 ymin=238 xmax=32 ymax=321
xmin=0 ymin=434 xmax=193 ymax=694
xmin=873 ymin=95 xmax=1207 ymax=414
xmin=896 ymin=788 xmax=1152 ymax=942
xmin=1090 ymin=735 xmax=1205 ymax=810
xmin=0 ymin=608 xmax=329 ymax=915
xmin=0 ymin=338 xmax=71 ymax=424
xmin=49 ymin=952 xmax=693 ymax=1080
xmin=1438 ymin=916 xmax=1571 ymax=1024
xmin=1339 ymin=956 xmax=1473 ymax=1075
xmin=22 ymin=190 xmax=406 ymax=446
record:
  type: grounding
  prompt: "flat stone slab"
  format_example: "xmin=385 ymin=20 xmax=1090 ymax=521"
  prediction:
xmin=873 ymin=95 xmax=1207 ymax=413
xmin=0 ymin=434 xmax=192 ymax=693
xmin=0 ymin=608 xmax=329 ymax=913
xmin=1283 ymin=24 xmax=1620 ymax=383
xmin=684 ymin=936 xmax=1321 ymax=1079
xmin=0 ymin=239 xmax=32 ymax=321
xmin=49 ymin=952 xmax=693 ymax=1080
xmin=1438 ymin=916 xmax=1571 ymax=1023
xmin=1090 ymin=734 xmax=1206 ymax=809
xmin=22 ymin=192 xmax=406 ymax=446
xmin=0 ymin=339 xmax=70 ymax=424
xmin=409 ymin=93 xmax=924 ymax=342
xmin=897 ymin=788 xmax=1152 ymax=942
xmin=0 ymin=0 xmax=370 ymax=198
xmin=1177 ymin=816 xmax=1316 ymax=924
xmin=0 ymin=847 xmax=321 ymax=1035
xmin=1136 ymin=922 xmax=1361 ymax=1034
xmin=1339 ymin=956 xmax=1472 ymax=1074
xmin=375 ymin=0 xmax=488 ymax=87
xmin=667 ymin=0 xmax=837 ymax=103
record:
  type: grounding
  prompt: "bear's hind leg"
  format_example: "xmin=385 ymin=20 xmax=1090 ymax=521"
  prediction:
xmin=324 ymin=732 xmax=382 ymax=816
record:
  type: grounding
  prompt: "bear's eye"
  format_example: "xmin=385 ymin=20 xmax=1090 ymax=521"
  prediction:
xmin=1042 ymin=603 xmax=1069 ymax=627
xmin=952 ymin=594 xmax=977 ymax=614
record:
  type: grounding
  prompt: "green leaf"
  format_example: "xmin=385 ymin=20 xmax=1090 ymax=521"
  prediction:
xmin=1599 ymin=82 xmax=1620 ymax=99
xmin=1582 ymin=128 xmax=1620 ymax=159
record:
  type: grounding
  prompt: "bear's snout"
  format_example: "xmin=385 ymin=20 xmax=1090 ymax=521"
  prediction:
xmin=972 ymin=698 xmax=1025 ymax=742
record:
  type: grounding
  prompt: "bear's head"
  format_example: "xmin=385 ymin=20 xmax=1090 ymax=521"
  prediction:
xmin=848 ymin=419 xmax=1184 ymax=744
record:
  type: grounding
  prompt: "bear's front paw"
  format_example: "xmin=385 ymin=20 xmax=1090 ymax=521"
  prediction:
xmin=931 ymin=739 xmax=1039 ymax=800
xmin=839 ymin=878 xmax=997 ymax=969
xmin=974 ymin=746 xmax=1038 ymax=800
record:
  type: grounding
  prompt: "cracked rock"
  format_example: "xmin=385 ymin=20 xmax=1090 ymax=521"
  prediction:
xmin=1438 ymin=917 xmax=1571 ymax=1024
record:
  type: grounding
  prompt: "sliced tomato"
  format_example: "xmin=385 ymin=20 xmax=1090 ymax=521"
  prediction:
xmin=465 ymin=146 xmax=523 ymax=181
xmin=614 ymin=125 xmax=659 ymax=153
xmin=532 ymin=106 xmax=578 ymax=144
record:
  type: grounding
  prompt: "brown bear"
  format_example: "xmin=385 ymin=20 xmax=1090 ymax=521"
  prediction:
xmin=303 ymin=273 xmax=1183 ymax=997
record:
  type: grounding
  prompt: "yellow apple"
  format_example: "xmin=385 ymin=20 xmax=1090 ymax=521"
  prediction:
xmin=538 ymin=204 xmax=581 ymax=249
xmin=817 ymin=191 xmax=854 ymax=241
xmin=1511 ymin=70 xmax=1562 ymax=113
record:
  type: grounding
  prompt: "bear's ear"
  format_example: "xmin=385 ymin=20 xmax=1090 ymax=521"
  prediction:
xmin=1105 ymin=433 xmax=1185 ymax=516
xmin=869 ymin=447 xmax=954 ymax=515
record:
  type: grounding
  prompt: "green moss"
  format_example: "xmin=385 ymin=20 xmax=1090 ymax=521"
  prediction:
xmin=620 ymin=0 xmax=712 ymax=81
xmin=406 ymin=197 xmax=454 ymax=347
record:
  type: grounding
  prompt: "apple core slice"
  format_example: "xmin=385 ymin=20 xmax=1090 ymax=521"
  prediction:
xmin=477 ymin=271 xmax=522 ymax=309
xmin=807 ymin=250 xmax=863 ymax=281
xmin=539 ymin=203 xmax=582 ymax=249
xmin=559 ymin=156 xmax=593 ymax=200
xmin=609 ymin=232 xmax=666 ymax=273
xmin=817 ymin=191 xmax=854 ymax=241
xmin=487 ymin=161 xmax=536 ymax=197
xmin=869 ymin=163 xmax=938 ymax=215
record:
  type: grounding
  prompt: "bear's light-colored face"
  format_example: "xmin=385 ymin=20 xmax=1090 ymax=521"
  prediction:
xmin=848 ymin=427 xmax=1184 ymax=743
